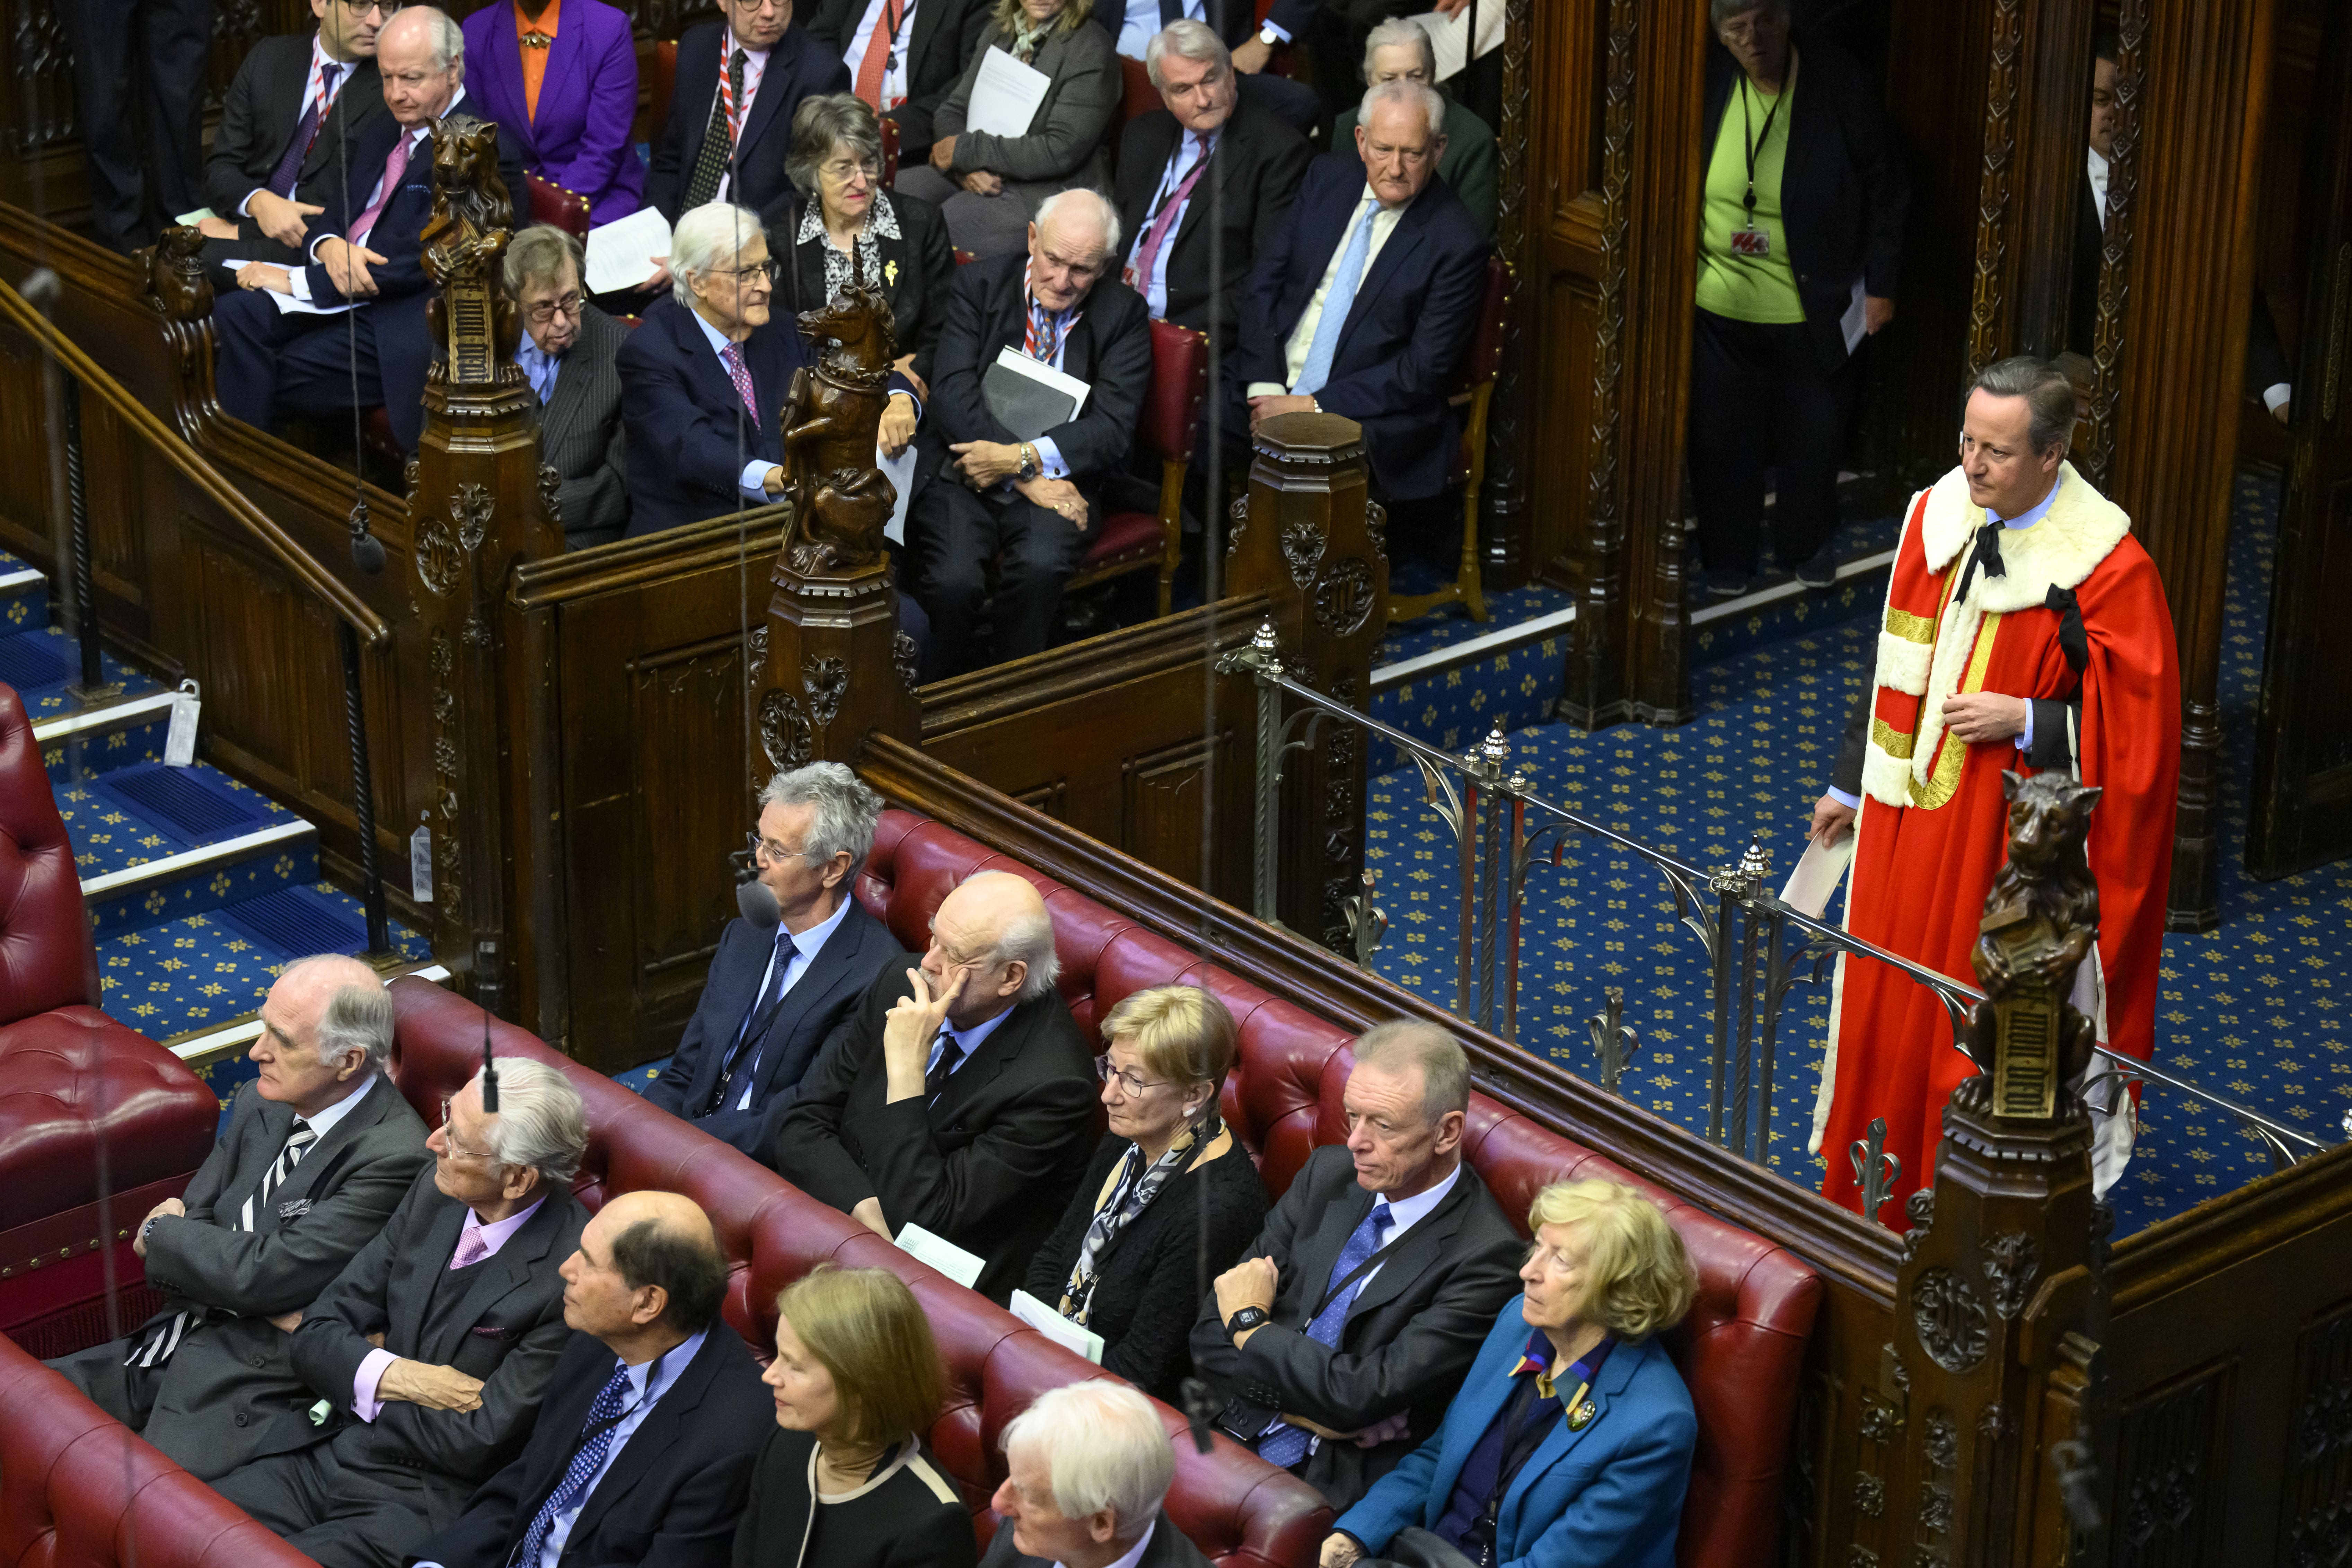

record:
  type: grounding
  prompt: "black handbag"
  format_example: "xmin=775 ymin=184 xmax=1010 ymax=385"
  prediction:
xmin=1359 ymin=1529 xmax=1481 ymax=1568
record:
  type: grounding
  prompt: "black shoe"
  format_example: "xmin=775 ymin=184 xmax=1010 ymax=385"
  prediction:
xmin=1794 ymin=549 xmax=1839 ymax=589
xmin=1704 ymin=569 xmax=1750 ymax=600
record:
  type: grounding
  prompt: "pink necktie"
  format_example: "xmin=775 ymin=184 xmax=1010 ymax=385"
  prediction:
xmin=348 ymin=131 xmax=414 ymax=251
xmin=1124 ymin=135 xmax=1211 ymax=300
xmin=450 ymin=1226 xmax=489 ymax=1270
xmin=721 ymin=341 xmax=759 ymax=417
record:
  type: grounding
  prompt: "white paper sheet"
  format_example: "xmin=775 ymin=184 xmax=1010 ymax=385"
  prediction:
xmin=879 ymin=439 xmax=917 ymax=546
xmin=220 ymin=258 xmax=358 ymax=316
xmin=966 ymin=46 xmax=1053 ymax=138
xmin=584 ymin=205 xmax=674 ymax=295
xmin=1010 ymin=1290 xmax=1105 ymax=1363
xmin=894 ymin=1222 xmax=986 ymax=1289
xmin=1840 ymin=277 xmax=1868 ymax=355
xmin=992 ymin=345 xmax=1092 ymax=416
xmin=1779 ymin=833 xmax=1855 ymax=918
xmin=1410 ymin=4 xmax=1506 ymax=82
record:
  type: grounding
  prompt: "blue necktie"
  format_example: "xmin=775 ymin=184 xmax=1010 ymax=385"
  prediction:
xmin=517 ymin=1362 xmax=634 ymax=1568
xmin=1257 ymin=1198 xmax=1392 ymax=1469
xmin=1293 ymin=198 xmax=1377 ymax=399
xmin=266 ymin=62 xmax=342 ymax=200
xmin=704 ymin=928 xmax=799 ymax=1114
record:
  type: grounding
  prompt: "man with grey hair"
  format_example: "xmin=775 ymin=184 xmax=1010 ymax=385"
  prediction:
xmin=506 ymin=224 xmax=633 ymax=547
xmin=217 ymin=1059 xmax=591 ymax=1568
xmin=46 ymin=954 xmax=429 ymax=1481
xmin=985 ymin=1381 xmax=1210 ymax=1568
xmin=1805 ymin=353 xmax=2177 ymax=1219
xmin=1190 ymin=1020 xmax=1521 ymax=1510
xmin=906 ymin=185 xmax=1153 ymax=675
xmin=1112 ymin=21 xmax=1309 ymax=348
xmin=776 ymin=867 xmax=1096 ymax=1302
xmin=1329 ymin=18 xmax=1497 ymax=238
xmin=619 ymin=199 xmax=922 ymax=536
xmin=211 ymin=6 xmax=529 ymax=456
xmin=643 ymin=762 xmax=900 ymax=1162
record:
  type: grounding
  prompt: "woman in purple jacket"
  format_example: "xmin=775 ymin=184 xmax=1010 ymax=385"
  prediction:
xmin=460 ymin=0 xmax=645 ymax=223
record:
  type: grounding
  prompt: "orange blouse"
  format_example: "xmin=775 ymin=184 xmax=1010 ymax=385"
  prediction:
xmin=517 ymin=0 xmax=562 ymax=123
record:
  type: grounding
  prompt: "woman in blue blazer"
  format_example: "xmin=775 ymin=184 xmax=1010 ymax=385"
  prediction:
xmin=1319 ymin=1179 xmax=1701 ymax=1568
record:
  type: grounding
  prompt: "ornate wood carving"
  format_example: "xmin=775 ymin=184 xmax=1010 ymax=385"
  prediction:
xmin=2114 ymin=1364 xmax=2230 ymax=1565
xmin=779 ymin=288 xmax=897 ymax=575
xmin=2283 ymin=1302 xmax=2352 ymax=1568
xmin=2077 ymin=0 xmax=2148 ymax=487
xmin=1480 ymin=0 xmax=1535 ymax=588
xmin=1965 ymin=0 xmax=2027 ymax=375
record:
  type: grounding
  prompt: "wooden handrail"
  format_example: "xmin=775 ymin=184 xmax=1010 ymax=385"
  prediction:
xmin=0 ymin=278 xmax=391 ymax=647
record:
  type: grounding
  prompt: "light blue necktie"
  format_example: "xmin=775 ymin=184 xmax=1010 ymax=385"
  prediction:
xmin=1293 ymin=197 xmax=1378 ymax=399
xmin=1257 ymin=1198 xmax=1393 ymax=1469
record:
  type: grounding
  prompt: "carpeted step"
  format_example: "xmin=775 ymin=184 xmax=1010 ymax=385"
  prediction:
xmin=35 ymin=691 xmax=179 ymax=785
xmin=0 ymin=550 xmax=50 ymax=637
xmin=63 ymin=761 xmax=318 ymax=937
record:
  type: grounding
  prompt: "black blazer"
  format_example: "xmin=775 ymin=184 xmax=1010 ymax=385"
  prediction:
xmin=616 ymin=296 xmax=812 ymax=536
xmin=1701 ymin=35 xmax=1907 ymax=369
xmin=647 ymin=21 xmax=853 ymax=232
xmin=801 ymin=0 xmax=992 ymax=160
xmin=732 ymin=1428 xmax=975 ymax=1568
xmin=1232 ymin=153 xmax=1489 ymax=502
xmin=1186 ymin=1145 xmax=1524 ymax=1510
xmin=411 ymin=1325 xmax=774 ymax=1568
xmin=1113 ymin=101 xmax=1311 ymax=348
xmin=543 ymin=302 xmax=633 ymax=546
xmin=922 ymin=250 xmax=1154 ymax=490
xmin=772 ymin=962 xmax=1100 ymax=1303
xmin=979 ymin=1514 xmax=1210 ymax=1568
xmin=641 ymin=897 xmax=902 ymax=1162
xmin=204 ymin=36 xmax=388 ymax=223
xmin=1023 ymin=1131 xmax=1267 ymax=1403
xmin=779 ymin=189 xmax=958 ymax=387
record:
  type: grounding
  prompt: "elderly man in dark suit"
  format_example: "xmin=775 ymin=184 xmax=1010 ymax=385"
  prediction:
xmin=1189 ymin=1021 xmax=1523 ymax=1511
xmin=1233 ymin=77 xmax=1487 ymax=510
xmin=193 ymin=0 xmax=389 ymax=280
xmin=642 ymin=763 xmax=899 ymax=1161
xmin=646 ymin=0 xmax=853 ymax=235
xmin=802 ymin=0 xmax=991 ymax=168
xmin=1114 ymin=22 xmax=1309 ymax=352
xmin=906 ymin=188 xmax=1152 ymax=675
xmin=504 ymin=226 xmax=632 ymax=546
xmin=208 ymin=6 xmax=530 ymax=457
xmin=984 ymin=1382 xmax=1215 ymax=1568
xmin=618 ymin=200 xmax=921 ymax=536
xmin=212 ymin=1059 xmax=591 ymax=1568
xmin=773 ymin=869 xmax=1097 ymax=1303
xmin=45 ymin=954 xmax=428 ymax=1482
xmin=410 ymin=1191 xmax=772 ymax=1568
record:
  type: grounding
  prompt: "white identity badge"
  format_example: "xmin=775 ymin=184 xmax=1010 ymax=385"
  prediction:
xmin=411 ymin=813 xmax=434 ymax=903
xmin=164 ymin=680 xmax=201 ymax=767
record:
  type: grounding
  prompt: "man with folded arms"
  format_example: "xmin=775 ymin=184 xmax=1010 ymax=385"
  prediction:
xmin=46 ymin=955 xmax=426 ymax=1482
xmin=213 ymin=1060 xmax=590 ymax=1568
xmin=410 ymin=1191 xmax=773 ymax=1568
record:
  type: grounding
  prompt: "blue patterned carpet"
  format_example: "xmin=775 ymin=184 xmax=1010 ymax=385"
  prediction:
xmin=1362 ymin=472 xmax=2348 ymax=1236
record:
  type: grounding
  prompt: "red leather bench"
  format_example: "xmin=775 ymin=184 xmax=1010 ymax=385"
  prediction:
xmin=383 ymin=979 xmax=1329 ymax=1568
xmin=855 ymin=810 xmax=1824 ymax=1568
xmin=0 ymin=681 xmax=217 ymax=1359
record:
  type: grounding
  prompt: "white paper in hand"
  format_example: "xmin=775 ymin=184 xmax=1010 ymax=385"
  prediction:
xmin=1010 ymin=1290 xmax=1105 ymax=1363
xmin=1779 ymin=833 xmax=1855 ymax=918
xmin=585 ymin=206 xmax=674 ymax=295
xmin=1841 ymin=278 xmax=1869 ymax=355
xmin=895 ymin=1222 xmax=987 ymax=1289
xmin=878 ymin=439 xmax=917 ymax=546
xmin=966 ymin=46 xmax=1053 ymax=138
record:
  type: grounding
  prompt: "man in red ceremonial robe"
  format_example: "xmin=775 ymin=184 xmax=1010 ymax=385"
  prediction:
xmin=1806 ymin=355 xmax=2179 ymax=1221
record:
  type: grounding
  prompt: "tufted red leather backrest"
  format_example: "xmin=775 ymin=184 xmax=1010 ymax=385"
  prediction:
xmin=0 ymin=682 xmax=101 ymax=1027
xmin=0 ymin=1332 xmax=317 ymax=1568
xmin=1139 ymin=319 xmax=1211 ymax=465
xmin=383 ymin=981 xmax=1332 ymax=1568
xmin=857 ymin=810 xmax=1822 ymax=1568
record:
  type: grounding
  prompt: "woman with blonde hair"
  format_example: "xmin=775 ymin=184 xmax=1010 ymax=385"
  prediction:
xmin=1024 ymin=985 xmax=1266 ymax=1402
xmin=1317 ymin=1179 xmax=1700 ymax=1568
xmin=735 ymin=1265 xmax=976 ymax=1568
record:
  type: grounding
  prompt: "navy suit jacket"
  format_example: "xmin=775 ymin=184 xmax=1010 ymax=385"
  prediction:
xmin=615 ymin=296 xmax=810 ymax=536
xmin=298 ymin=106 xmax=529 ymax=452
xmin=1332 ymin=1301 xmax=1697 ymax=1568
xmin=639 ymin=899 xmax=901 ymax=1162
xmin=646 ymin=21 xmax=851 ymax=232
xmin=1232 ymin=153 xmax=1489 ymax=502
xmin=407 ymin=1326 xmax=774 ymax=1568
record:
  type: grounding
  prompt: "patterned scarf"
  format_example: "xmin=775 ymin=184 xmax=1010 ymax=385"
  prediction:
xmin=1059 ymin=1116 xmax=1224 ymax=1324
xmin=1006 ymin=16 xmax=1054 ymax=63
xmin=800 ymin=189 xmax=903 ymax=304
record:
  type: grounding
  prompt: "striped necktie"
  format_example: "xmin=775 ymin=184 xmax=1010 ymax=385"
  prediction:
xmin=265 ymin=61 xmax=343 ymax=200
xmin=131 ymin=1118 xmax=317 ymax=1370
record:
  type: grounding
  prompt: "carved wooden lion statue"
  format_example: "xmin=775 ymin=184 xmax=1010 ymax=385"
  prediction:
xmin=421 ymin=115 xmax=519 ymax=365
xmin=1958 ymin=769 xmax=2104 ymax=1094
xmin=143 ymin=224 xmax=213 ymax=321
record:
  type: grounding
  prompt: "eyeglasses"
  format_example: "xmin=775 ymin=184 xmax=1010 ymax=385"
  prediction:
xmin=820 ymin=157 xmax=881 ymax=184
xmin=338 ymin=0 xmax=402 ymax=15
xmin=722 ymin=259 xmax=782 ymax=285
xmin=437 ymin=1096 xmax=497 ymax=1162
xmin=525 ymin=291 xmax=583 ymax=326
xmin=746 ymin=829 xmax=818 ymax=865
xmin=1094 ymin=1057 xmax=1176 ymax=1096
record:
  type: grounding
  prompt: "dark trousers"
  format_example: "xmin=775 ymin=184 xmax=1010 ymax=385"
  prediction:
xmin=1688 ymin=307 xmax=1853 ymax=578
xmin=908 ymin=473 xmax=1097 ymax=677
xmin=63 ymin=0 xmax=214 ymax=252
xmin=215 ymin=1439 xmax=454 ymax=1568
xmin=212 ymin=290 xmax=391 ymax=447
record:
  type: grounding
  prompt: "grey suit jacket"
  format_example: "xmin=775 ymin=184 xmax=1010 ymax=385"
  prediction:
xmin=282 ymin=1165 xmax=588 ymax=1535
xmin=933 ymin=22 xmax=1118 ymax=218
xmin=541 ymin=302 xmax=632 ymax=547
xmin=979 ymin=1517 xmax=1211 ymax=1568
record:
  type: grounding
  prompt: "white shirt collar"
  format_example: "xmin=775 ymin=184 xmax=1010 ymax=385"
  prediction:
xmin=1066 ymin=1519 xmax=1156 ymax=1568
xmin=2086 ymin=144 xmax=2109 ymax=186
xmin=296 ymin=1071 xmax=378 ymax=1145
xmin=1377 ymin=1161 xmax=1462 ymax=1233
xmin=725 ymin=27 xmax=774 ymax=64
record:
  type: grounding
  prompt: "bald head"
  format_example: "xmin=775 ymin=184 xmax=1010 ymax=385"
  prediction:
xmin=920 ymin=870 xmax=1061 ymax=1029
xmin=563 ymin=1190 xmax=728 ymax=1353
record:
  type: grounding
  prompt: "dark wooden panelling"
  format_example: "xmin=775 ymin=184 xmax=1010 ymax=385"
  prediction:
xmin=2280 ymin=1300 xmax=2352 ymax=1568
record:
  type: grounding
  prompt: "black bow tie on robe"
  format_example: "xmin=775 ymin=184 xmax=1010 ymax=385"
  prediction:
xmin=1956 ymin=520 xmax=2008 ymax=604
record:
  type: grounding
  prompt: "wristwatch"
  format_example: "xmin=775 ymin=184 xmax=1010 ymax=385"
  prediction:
xmin=1017 ymin=442 xmax=1040 ymax=481
xmin=1226 ymin=1305 xmax=1271 ymax=1338
xmin=1258 ymin=22 xmax=1281 ymax=46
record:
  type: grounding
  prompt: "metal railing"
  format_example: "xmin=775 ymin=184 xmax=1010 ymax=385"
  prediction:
xmin=1221 ymin=623 xmax=2335 ymax=1206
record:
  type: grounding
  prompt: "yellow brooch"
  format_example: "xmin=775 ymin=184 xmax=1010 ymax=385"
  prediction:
xmin=885 ymin=259 xmax=899 ymax=286
xmin=1567 ymin=1399 xmax=1598 ymax=1431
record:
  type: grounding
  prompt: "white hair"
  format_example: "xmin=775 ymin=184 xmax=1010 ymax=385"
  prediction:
xmin=278 ymin=953 xmax=394 ymax=1072
xmin=1034 ymin=187 xmax=1122 ymax=261
xmin=1361 ymin=17 xmax=1435 ymax=82
xmin=471 ymin=1058 xmax=587 ymax=1186
xmin=669 ymin=202 xmax=765 ymax=309
xmin=1002 ymin=1382 xmax=1173 ymax=1529
xmin=388 ymin=6 xmax=466 ymax=73
xmin=759 ymin=762 xmax=886 ymax=878
xmin=1145 ymin=19 xmax=1230 ymax=90
xmin=1361 ymin=76 xmax=1446 ymax=139
xmin=956 ymin=869 xmax=1061 ymax=1001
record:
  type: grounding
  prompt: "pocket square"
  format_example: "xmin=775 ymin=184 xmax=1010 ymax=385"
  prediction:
xmin=470 ymin=1323 xmax=519 ymax=1339
xmin=277 ymin=1198 xmax=313 ymax=1220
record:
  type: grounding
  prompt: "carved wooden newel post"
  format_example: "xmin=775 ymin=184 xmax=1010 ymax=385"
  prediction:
xmin=1859 ymin=771 xmax=2115 ymax=1568
xmin=1227 ymin=411 xmax=1388 ymax=949
xmin=759 ymin=286 xmax=919 ymax=772
xmin=408 ymin=120 xmax=564 ymax=1017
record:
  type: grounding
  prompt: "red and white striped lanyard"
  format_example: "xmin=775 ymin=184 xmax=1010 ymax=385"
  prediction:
xmin=1022 ymin=264 xmax=1082 ymax=364
xmin=718 ymin=30 xmax=750 ymax=145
